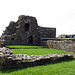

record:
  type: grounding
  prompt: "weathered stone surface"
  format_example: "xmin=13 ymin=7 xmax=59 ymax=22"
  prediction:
xmin=57 ymin=34 xmax=75 ymax=39
xmin=44 ymin=40 xmax=75 ymax=53
xmin=0 ymin=46 xmax=74 ymax=69
xmin=0 ymin=47 xmax=13 ymax=56
xmin=0 ymin=49 xmax=75 ymax=69
xmin=0 ymin=44 xmax=5 ymax=48
xmin=1 ymin=15 xmax=56 ymax=45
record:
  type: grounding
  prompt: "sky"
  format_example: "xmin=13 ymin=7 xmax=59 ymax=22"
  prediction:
xmin=0 ymin=0 xmax=75 ymax=37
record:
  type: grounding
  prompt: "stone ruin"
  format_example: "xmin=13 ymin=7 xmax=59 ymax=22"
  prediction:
xmin=43 ymin=40 xmax=75 ymax=53
xmin=57 ymin=34 xmax=75 ymax=39
xmin=0 ymin=45 xmax=75 ymax=69
xmin=0 ymin=15 xmax=75 ymax=69
xmin=1 ymin=15 xmax=56 ymax=45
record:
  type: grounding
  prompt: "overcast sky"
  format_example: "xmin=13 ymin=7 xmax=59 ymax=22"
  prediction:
xmin=0 ymin=0 xmax=75 ymax=37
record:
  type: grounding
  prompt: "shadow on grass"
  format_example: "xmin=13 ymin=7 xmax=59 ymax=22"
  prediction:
xmin=0 ymin=58 xmax=75 ymax=73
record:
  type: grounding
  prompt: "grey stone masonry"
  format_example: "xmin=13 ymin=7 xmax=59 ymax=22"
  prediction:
xmin=0 ymin=47 xmax=75 ymax=69
xmin=1 ymin=15 xmax=56 ymax=45
xmin=44 ymin=40 xmax=75 ymax=53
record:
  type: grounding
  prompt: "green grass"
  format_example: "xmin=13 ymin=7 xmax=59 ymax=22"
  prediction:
xmin=11 ymin=48 xmax=75 ymax=55
xmin=0 ymin=60 xmax=75 ymax=75
xmin=0 ymin=45 xmax=75 ymax=75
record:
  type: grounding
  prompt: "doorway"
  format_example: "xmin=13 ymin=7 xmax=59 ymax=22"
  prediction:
xmin=29 ymin=36 xmax=33 ymax=44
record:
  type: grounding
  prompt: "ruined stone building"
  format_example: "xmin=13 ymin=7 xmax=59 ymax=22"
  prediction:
xmin=1 ymin=15 xmax=56 ymax=45
xmin=57 ymin=34 xmax=75 ymax=39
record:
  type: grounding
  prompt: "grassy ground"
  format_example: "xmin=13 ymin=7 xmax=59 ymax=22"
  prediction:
xmin=0 ymin=60 xmax=75 ymax=75
xmin=0 ymin=45 xmax=75 ymax=75
xmin=11 ymin=48 xmax=75 ymax=55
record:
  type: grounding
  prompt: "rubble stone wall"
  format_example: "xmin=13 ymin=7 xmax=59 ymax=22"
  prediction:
xmin=1 ymin=15 xmax=56 ymax=45
xmin=38 ymin=27 xmax=56 ymax=38
xmin=0 ymin=47 xmax=75 ymax=69
xmin=57 ymin=34 xmax=75 ymax=39
xmin=44 ymin=40 xmax=75 ymax=53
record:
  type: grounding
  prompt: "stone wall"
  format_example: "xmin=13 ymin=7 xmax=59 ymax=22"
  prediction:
xmin=57 ymin=34 xmax=75 ymax=39
xmin=0 ymin=47 xmax=75 ymax=69
xmin=38 ymin=26 xmax=56 ymax=38
xmin=1 ymin=15 xmax=56 ymax=45
xmin=1 ymin=15 xmax=40 ymax=45
xmin=44 ymin=40 xmax=75 ymax=53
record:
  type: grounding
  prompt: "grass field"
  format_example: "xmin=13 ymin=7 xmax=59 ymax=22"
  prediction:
xmin=11 ymin=48 xmax=75 ymax=55
xmin=0 ymin=45 xmax=75 ymax=75
xmin=0 ymin=60 xmax=75 ymax=75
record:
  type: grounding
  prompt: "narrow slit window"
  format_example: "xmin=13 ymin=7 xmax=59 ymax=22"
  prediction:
xmin=25 ymin=23 xmax=29 ymax=31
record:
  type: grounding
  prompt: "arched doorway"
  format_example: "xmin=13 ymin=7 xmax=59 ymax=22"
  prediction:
xmin=29 ymin=36 xmax=33 ymax=44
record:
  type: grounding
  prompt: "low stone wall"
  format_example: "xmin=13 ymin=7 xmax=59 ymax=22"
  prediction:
xmin=0 ymin=47 xmax=75 ymax=69
xmin=45 ymin=40 xmax=75 ymax=53
xmin=8 ymin=47 xmax=44 ymax=49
